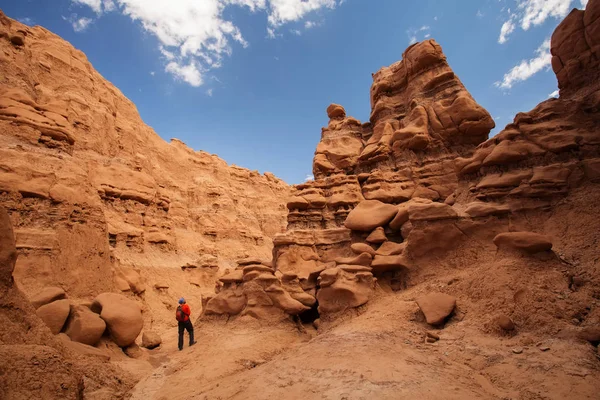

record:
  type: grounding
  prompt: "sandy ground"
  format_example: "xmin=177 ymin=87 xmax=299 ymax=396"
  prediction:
xmin=128 ymin=287 xmax=600 ymax=400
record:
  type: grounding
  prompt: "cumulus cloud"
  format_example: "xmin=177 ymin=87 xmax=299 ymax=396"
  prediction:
xmin=498 ymin=0 xmax=585 ymax=43
xmin=165 ymin=60 xmax=203 ymax=87
xmin=549 ymin=89 xmax=559 ymax=98
xmin=304 ymin=174 xmax=314 ymax=182
xmin=495 ymin=38 xmax=551 ymax=89
xmin=71 ymin=0 xmax=343 ymax=86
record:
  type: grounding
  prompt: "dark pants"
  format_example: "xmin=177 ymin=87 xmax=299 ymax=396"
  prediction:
xmin=178 ymin=319 xmax=194 ymax=350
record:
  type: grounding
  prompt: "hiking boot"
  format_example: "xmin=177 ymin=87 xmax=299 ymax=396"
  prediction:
xmin=189 ymin=341 xmax=197 ymax=346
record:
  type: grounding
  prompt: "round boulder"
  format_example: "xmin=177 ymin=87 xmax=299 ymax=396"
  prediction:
xmin=141 ymin=331 xmax=162 ymax=349
xmin=36 ymin=299 xmax=70 ymax=334
xmin=344 ymin=200 xmax=398 ymax=232
xmin=65 ymin=305 xmax=106 ymax=346
xmin=496 ymin=315 xmax=515 ymax=331
xmin=326 ymin=103 xmax=346 ymax=119
xmin=91 ymin=293 xmax=143 ymax=347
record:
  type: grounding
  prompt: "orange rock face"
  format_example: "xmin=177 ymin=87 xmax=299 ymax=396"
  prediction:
xmin=274 ymin=39 xmax=496 ymax=316
xmin=270 ymin=0 xmax=600 ymax=319
xmin=0 ymin=12 xmax=289 ymax=325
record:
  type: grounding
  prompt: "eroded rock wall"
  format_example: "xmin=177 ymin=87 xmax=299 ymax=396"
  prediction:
xmin=0 ymin=12 xmax=289 ymax=327
xmin=267 ymin=1 xmax=600 ymax=321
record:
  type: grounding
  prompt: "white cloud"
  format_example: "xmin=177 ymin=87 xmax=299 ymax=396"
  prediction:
xmin=581 ymin=0 xmax=588 ymax=6
xmin=498 ymin=18 xmax=515 ymax=43
xmin=476 ymin=10 xmax=484 ymax=18
xmin=18 ymin=17 xmax=34 ymax=25
xmin=206 ymin=88 xmax=214 ymax=96
xmin=267 ymin=0 xmax=337 ymax=27
xmin=165 ymin=61 xmax=203 ymax=87
xmin=549 ymin=89 xmax=559 ymax=97
xmin=64 ymin=15 xmax=94 ymax=32
xmin=495 ymin=38 xmax=551 ymax=89
xmin=291 ymin=29 xmax=302 ymax=35
xmin=304 ymin=174 xmax=314 ymax=182
xmin=498 ymin=0 xmax=584 ymax=43
xmin=71 ymin=0 xmax=343 ymax=86
xmin=71 ymin=0 xmax=116 ymax=14
xmin=150 ymin=71 xmax=155 ymax=76
xmin=406 ymin=25 xmax=431 ymax=45
xmin=305 ymin=20 xmax=316 ymax=29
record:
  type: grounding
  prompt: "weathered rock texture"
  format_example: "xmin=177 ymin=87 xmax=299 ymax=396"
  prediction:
xmin=263 ymin=38 xmax=497 ymax=318
xmin=227 ymin=0 xmax=600 ymax=323
xmin=0 ymin=12 xmax=289 ymax=329
xmin=0 ymin=207 xmax=134 ymax=399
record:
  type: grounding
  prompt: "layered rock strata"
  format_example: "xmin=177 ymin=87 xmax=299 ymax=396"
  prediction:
xmin=0 ymin=11 xmax=289 ymax=327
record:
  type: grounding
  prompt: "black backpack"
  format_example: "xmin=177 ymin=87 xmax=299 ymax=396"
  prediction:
xmin=175 ymin=305 xmax=187 ymax=322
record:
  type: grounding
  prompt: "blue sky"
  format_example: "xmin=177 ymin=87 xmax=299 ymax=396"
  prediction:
xmin=2 ymin=0 xmax=589 ymax=183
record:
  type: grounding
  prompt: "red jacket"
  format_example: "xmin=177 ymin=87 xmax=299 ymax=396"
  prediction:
xmin=181 ymin=304 xmax=191 ymax=321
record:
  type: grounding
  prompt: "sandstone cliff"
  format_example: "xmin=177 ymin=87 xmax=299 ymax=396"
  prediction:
xmin=0 ymin=11 xmax=289 ymax=327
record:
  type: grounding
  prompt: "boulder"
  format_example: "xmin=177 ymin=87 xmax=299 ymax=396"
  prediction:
xmin=493 ymin=232 xmax=553 ymax=253
xmin=344 ymin=200 xmax=398 ymax=231
xmin=334 ymin=252 xmax=372 ymax=267
xmin=142 ymin=331 xmax=162 ymax=349
xmin=371 ymin=255 xmax=410 ymax=273
xmin=366 ymin=227 xmax=387 ymax=244
xmin=327 ymin=103 xmax=346 ymax=119
xmin=64 ymin=305 xmax=106 ymax=346
xmin=10 ymin=33 xmax=25 ymax=46
xmin=350 ymin=243 xmax=376 ymax=256
xmin=36 ymin=299 xmax=70 ymax=334
xmin=29 ymin=286 xmax=67 ymax=309
xmin=496 ymin=315 xmax=515 ymax=331
xmin=91 ymin=293 xmax=143 ymax=347
xmin=376 ymin=241 xmax=406 ymax=256
xmin=416 ymin=292 xmax=456 ymax=325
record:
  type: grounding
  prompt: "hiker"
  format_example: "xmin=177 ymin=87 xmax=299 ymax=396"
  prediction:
xmin=176 ymin=297 xmax=196 ymax=351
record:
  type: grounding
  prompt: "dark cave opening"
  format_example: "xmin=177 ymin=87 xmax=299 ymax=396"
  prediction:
xmin=299 ymin=300 xmax=320 ymax=324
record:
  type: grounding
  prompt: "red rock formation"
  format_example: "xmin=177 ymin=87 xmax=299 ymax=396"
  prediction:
xmin=263 ymin=0 xmax=600 ymax=321
xmin=269 ymin=39 xmax=496 ymax=318
xmin=0 ymin=12 xmax=289 ymax=328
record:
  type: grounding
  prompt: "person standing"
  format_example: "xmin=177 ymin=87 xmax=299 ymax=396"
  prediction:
xmin=176 ymin=297 xmax=196 ymax=351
